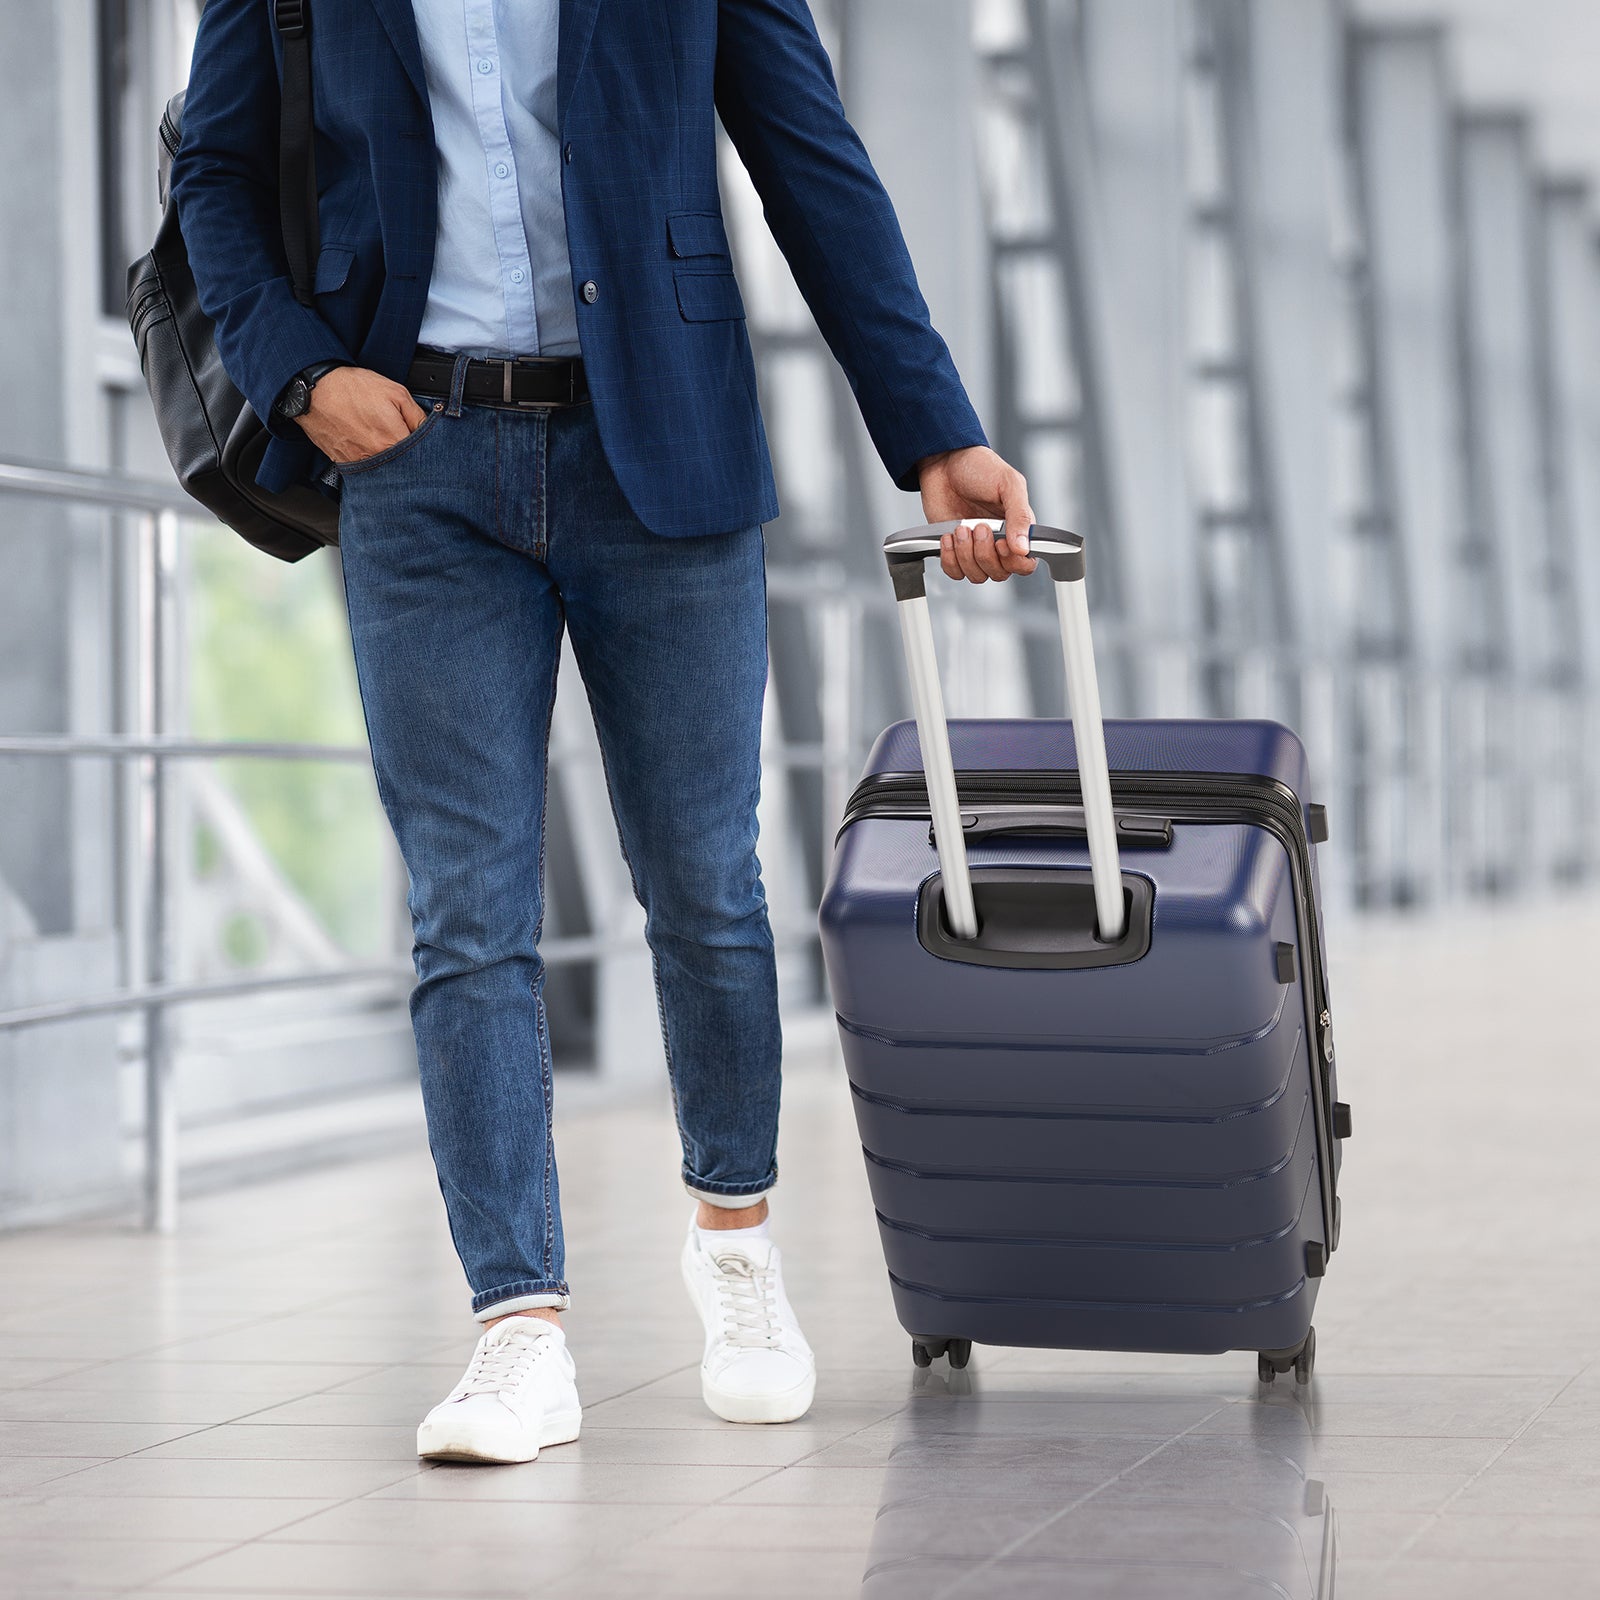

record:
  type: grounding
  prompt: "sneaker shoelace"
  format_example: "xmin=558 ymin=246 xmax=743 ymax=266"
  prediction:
xmin=711 ymin=1252 xmax=782 ymax=1349
xmin=455 ymin=1329 xmax=554 ymax=1399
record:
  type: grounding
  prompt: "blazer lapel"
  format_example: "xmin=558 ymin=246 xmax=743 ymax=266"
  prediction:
xmin=367 ymin=0 xmax=430 ymax=109
xmin=559 ymin=0 xmax=604 ymax=131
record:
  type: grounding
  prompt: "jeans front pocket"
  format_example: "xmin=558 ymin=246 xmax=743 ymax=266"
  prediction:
xmin=334 ymin=395 xmax=446 ymax=478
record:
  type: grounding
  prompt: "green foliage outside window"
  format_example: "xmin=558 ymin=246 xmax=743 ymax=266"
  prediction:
xmin=187 ymin=529 xmax=390 ymax=961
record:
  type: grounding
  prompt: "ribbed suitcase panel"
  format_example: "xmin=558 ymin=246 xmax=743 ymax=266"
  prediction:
xmin=874 ymin=1160 xmax=1317 ymax=1304
xmin=885 ymin=1272 xmax=1319 ymax=1356
xmin=861 ymin=1093 xmax=1317 ymax=1251
xmin=839 ymin=1018 xmax=1306 ymax=1120
xmin=849 ymin=1070 xmax=1308 ymax=1179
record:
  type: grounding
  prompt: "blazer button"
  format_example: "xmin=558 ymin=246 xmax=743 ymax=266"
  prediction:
xmin=581 ymin=280 xmax=599 ymax=304
xmin=564 ymin=142 xmax=574 ymax=163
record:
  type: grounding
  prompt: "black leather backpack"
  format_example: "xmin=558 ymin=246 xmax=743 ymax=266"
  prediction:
xmin=126 ymin=0 xmax=336 ymax=562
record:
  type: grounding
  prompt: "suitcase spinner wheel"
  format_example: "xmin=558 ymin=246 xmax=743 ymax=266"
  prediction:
xmin=911 ymin=1337 xmax=972 ymax=1370
xmin=1257 ymin=1326 xmax=1316 ymax=1386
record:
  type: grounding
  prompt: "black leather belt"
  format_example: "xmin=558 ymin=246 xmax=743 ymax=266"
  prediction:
xmin=407 ymin=347 xmax=588 ymax=409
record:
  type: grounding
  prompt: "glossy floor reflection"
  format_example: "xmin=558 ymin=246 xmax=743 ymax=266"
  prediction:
xmin=863 ymin=1366 xmax=1336 ymax=1598
xmin=0 ymin=902 xmax=1597 ymax=1598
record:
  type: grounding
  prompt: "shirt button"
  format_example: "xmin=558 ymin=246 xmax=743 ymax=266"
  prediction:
xmin=582 ymin=279 xmax=599 ymax=304
xmin=494 ymin=161 xmax=509 ymax=178
xmin=477 ymin=58 xmax=493 ymax=74
xmin=510 ymin=267 xmax=526 ymax=284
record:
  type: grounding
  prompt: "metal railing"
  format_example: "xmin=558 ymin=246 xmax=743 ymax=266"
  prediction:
xmin=0 ymin=461 xmax=406 ymax=1231
xmin=0 ymin=461 xmax=866 ymax=1235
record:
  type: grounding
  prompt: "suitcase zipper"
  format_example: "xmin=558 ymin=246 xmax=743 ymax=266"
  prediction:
xmin=838 ymin=767 xmax=1342 ymax=1256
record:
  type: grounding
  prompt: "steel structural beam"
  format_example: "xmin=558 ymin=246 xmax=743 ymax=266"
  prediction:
xmin=1234 ymin=0 xmax=1342 ymax=664
xmin=1078 ymin=0 xmax=1196 ymax=690
xmin=969 ymin=0 xmax=1117 ymax=717
xmin=1457 ymin=114 xmax=1555 ymax=687
xmin=1186 ymin=0 xmax=1300 ymax=723
xmin=1028 ymin=0 xmax=1194 ymax=711
xmin=1346 ymin=25 xmax=1473 ymax=904
xmin=1456 ymin=112 xmax=1580 ymax=891
xmin=1349 ymin=26 xmax=1461 ymax=677
xmin=1540 ymin=182 xmax=1600 ymax=688
xmin=841 ymin=0 xmax=1034 ymax=727
xmin=1230 ymin=0 xmax=1347 ymax=893
xmin=1539 ymin=182 xmax=1600 ymax=879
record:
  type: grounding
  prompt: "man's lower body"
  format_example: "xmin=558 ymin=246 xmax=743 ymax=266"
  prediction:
xmin=335 ymin=352 xmax=812 ymax=1460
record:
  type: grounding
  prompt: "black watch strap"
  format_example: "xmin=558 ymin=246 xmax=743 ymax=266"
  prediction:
xmin=301 ymin=359 xmax=346 ymax=386
xmin=274 ymin=359 xmax=347 ymax=419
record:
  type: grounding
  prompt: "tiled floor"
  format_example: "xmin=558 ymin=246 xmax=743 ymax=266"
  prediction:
xmin=1 ymin=901 xmax=1598 ymax=1598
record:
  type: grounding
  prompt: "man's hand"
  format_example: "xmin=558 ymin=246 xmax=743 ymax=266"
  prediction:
xmin=917 ymin=445 xmax=1037 ymax=584
xmin=294 ymin=367 xmax=430 ymax=464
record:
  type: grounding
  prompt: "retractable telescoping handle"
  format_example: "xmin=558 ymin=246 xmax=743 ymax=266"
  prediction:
xmin=883 ymin=521 xmax=1125 ymax=944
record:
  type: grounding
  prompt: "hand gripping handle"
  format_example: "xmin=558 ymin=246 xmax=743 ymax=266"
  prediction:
xmin=883 ymin=520 xmax=1124 ymax=944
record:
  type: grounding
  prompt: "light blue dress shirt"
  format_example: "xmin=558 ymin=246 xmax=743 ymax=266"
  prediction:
xmin=411 ymin=0 xmax=580 ymax=358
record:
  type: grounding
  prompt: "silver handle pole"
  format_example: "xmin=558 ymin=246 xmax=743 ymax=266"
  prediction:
xmin=884 ymin=520 xmax=1124 ymax=945
xmin=896 ymin=593 xmax=978 ymax=939
xmin=1055 ymin=574 xmax=1125 ymax=940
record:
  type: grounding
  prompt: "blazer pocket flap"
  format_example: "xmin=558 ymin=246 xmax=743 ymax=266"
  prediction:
xmin=314 ymin=245 xmax=355 ymax=294
xmin=667 ymin=210 xmax=732 ymax=258
xmin=674 ymin=269 xmax=746 ymax=323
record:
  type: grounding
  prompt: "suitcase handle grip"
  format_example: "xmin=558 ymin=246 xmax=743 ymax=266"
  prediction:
xmin=883 ymin=520 xmax=1124 ymax=945
xmin=884 ymin=522 xmax=1083 ymax=598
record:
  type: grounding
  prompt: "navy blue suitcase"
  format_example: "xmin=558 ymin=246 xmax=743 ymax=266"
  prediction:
xmin=819 ymin=525 xmax=1348 ymax=1381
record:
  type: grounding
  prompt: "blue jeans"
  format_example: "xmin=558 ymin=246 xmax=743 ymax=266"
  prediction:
xmin=335 ymin=353 xmax=781 ymax=1318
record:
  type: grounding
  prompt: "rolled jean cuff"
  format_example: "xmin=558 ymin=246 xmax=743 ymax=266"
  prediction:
xmin=472 ymin=1280 xmax=571 ymax=1321
xmin=684 ymin=1173 xmax=776 ymax=1209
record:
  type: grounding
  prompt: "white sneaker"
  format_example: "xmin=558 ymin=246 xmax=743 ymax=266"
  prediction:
xmin=416 ymin=1316 xmax=582 ymax=1464
xmin=681 ymin=1221 xmax=816 ymax=1424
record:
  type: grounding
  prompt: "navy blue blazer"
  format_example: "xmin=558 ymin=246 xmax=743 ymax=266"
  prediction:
xmin=170 ymin=0 xmax=988 ymax=538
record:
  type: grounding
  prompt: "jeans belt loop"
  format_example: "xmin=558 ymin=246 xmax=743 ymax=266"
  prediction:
xmin=446 ymin=351 xmax=472 ymax=418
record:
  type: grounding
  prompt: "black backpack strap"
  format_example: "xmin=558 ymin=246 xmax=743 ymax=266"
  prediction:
xmin=274 ymin=0 xmax=319 ymax=307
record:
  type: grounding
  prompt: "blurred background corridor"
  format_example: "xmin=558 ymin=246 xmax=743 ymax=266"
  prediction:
xmin=2 ymin=1 xmax=1599 ymax=1596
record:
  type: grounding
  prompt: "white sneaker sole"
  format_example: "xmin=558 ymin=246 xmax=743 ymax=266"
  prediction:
xmin=701 ymin=1371 xmax=815 ymax=1425
xmin=416 ymin=1407 xmax=582 ymax=1465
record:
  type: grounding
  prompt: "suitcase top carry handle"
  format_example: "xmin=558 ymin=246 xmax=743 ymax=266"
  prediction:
xmin=952 ymin=807 xmax=1173 ymax=849
xmin=882 ymin=520 xmax=1125 ymax=945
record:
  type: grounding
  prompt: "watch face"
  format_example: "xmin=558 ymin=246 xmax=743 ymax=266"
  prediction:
xmin=283 ymin=378 xmax=311 ymax=418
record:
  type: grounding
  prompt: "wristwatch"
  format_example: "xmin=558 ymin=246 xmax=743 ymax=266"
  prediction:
xmin=274 ymin=359 xmax=347 ymax=420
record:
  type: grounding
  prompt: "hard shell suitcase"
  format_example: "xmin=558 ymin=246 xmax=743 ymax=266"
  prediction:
xmin=818 ymin=523 xmax=1348 ymax=1380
